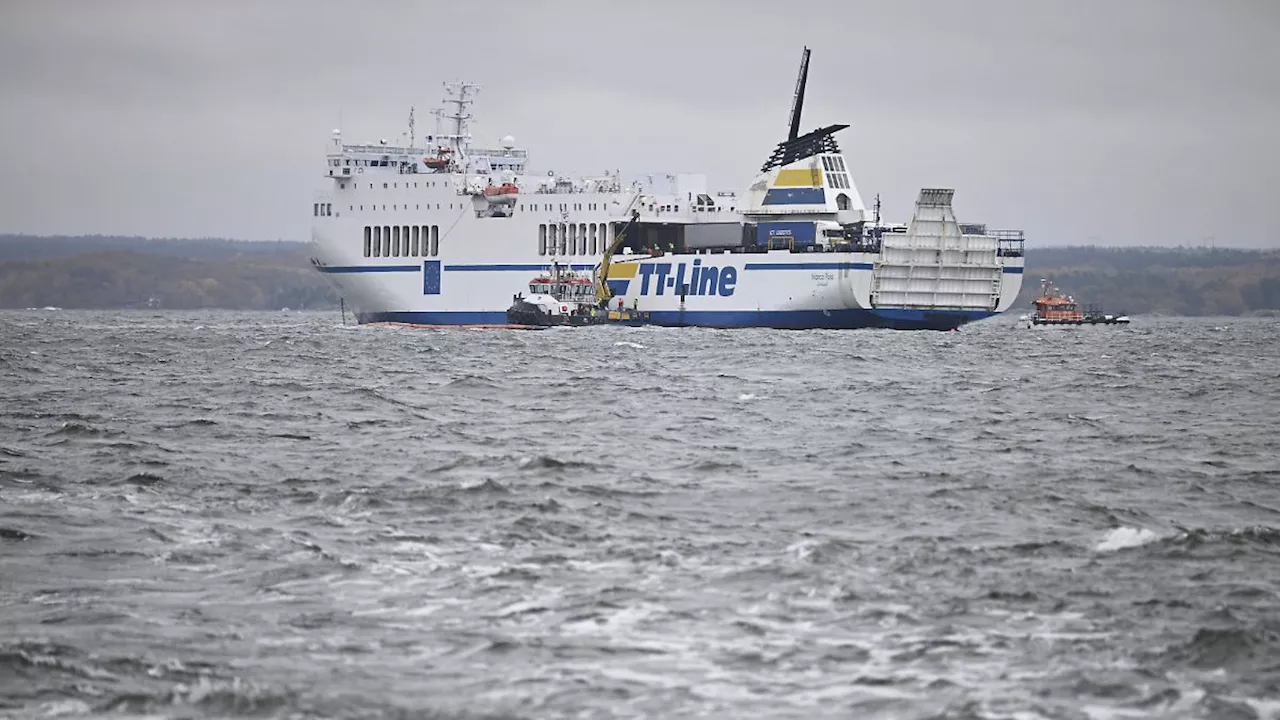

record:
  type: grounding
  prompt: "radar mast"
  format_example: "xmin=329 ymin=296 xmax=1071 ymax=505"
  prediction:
xmin=441 ymin=81 xmax=480 ymax=154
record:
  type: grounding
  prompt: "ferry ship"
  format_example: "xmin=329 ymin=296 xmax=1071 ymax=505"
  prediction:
xmin=310 ymin=49 xmax=1026 ymax=330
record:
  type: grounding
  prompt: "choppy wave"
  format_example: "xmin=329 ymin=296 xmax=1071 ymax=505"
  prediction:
xmin=1 ymin=310 xmax=1278 ymax=719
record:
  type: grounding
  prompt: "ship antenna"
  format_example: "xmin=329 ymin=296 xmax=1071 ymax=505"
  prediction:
xmin=874 ymin=193 xmax=881 ymax=225
xmin=408 ymin=106 xmax=415 ymax=147
xmin=787 ymin=46 xmax=811 ymax=142
xmin=431 ymin=108 xmax=444 ymax=145
xmin=442 ymin=81 xmax=479 ymax=155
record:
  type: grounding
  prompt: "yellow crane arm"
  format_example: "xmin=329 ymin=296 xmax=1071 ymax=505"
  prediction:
xmin=594 ymin=209 xmax=641 ymax=305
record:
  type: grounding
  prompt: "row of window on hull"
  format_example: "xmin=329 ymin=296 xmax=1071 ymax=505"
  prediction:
xmin=363 ymin=225 xmax=439 ymax=258
xmin=538 ymin=222 xmax=615 ymax=257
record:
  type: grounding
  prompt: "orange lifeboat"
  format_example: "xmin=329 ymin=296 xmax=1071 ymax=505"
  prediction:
xmin=484 ymin=183 xmax=519 ymax=205
xmin=423 ymin=147 xmax=453 ymax=171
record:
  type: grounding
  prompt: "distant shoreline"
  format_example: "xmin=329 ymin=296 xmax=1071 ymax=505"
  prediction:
xmin=2 ymin=235 xmax=1277 ymax=316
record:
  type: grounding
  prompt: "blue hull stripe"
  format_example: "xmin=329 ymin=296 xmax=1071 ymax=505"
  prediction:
xmin=325 ymin=262 xmax=1009 ymax=275
xmin=445 ymin=264 xmax=596 ymax=272
xmin=319 ymin=265 xmax=419 ymax=274
xmin=641 ymin=309 xmax=992 ymax=330
xmin=743 ymin=262 xmax=873 ymax=271
xmin=761 ymin=188 xmax=827 ymax=205
xmin=359 ymin=308 xmax=993 ymax=331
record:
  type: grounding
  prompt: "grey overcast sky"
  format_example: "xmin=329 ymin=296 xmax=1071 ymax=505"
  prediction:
xmin=1 ymin=0 xmax=1277 ymax=246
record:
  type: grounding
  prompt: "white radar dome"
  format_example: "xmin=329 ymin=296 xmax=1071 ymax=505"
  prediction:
xmin=500 ymin=135 xmax=516 ymax=149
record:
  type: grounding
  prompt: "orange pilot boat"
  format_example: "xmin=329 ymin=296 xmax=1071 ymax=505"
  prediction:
xmin=1027 ymin=279 xmax=1129 ymax=326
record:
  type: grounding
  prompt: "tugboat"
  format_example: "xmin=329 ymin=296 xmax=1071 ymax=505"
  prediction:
xmin=1024 ymin=279 xmax=1129 ymax=326
xmin=505 ymin=211 xmax=650 ymax=327
xmin=506 ymin=263 xmax=651 ymax=327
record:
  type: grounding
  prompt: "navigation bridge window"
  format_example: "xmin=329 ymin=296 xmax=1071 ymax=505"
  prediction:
xmin=313 ymin=203 xmax=332 ymax=217
xmin=364 ymin=225 xmax=440 ymax=258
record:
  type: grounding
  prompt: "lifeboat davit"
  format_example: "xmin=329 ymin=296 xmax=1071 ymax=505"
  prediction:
xmin=484 ymin=183 xmax=519 ymax=205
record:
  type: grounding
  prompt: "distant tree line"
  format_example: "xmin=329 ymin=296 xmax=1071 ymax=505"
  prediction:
xmin=0 ymin=235 xmax=1277 ymax=315
xmin=0 ymin=235 xmax=337 ymax=310
xmin=0 ymin=234 xmax=307 ymax=264
xmin=1015 ymin=246 xmax=1280 ymax=317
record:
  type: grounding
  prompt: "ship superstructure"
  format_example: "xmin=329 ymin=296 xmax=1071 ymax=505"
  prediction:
xmin=310 ymin=50 xmax=1025 ymax=330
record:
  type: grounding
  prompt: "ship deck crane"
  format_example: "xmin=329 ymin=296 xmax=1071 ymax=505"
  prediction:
xmin=594 ymin=209 xmax=641 ymax=305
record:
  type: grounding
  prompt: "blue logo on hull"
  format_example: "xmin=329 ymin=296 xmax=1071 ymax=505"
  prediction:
xmin=637 ymin=260 xmax=737 ymax=297
xmin=423 ymin=261 xmax=441 ymax=295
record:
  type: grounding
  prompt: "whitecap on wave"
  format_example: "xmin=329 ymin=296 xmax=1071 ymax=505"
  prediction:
xmin=1095 ymin=526 xmax=1160 ymax=553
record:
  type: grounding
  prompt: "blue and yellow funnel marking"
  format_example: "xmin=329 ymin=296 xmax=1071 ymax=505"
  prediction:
xmin=763 ymin=187 xmax=826 ymax=205
xmin=763 ymin=166 xmax=826 ymax=205
xmin=774 ymin=168 xmax=823 ymax=187
xmin=604 ymin=261 xmax=639 ymax=296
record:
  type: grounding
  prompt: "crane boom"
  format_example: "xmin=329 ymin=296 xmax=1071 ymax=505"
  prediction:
xmin=594 ymin=210 xmax=642 ymax=305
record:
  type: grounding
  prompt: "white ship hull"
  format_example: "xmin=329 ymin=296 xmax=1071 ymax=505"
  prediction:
xmin=314 ymin=222 xmax=1024 ymax=331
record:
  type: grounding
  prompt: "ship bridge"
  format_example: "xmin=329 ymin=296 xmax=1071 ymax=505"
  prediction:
xmin=324 ymin=135 xmax=432 ymax=180
xmin=323 ymin=131 xmax=531 ymax=180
